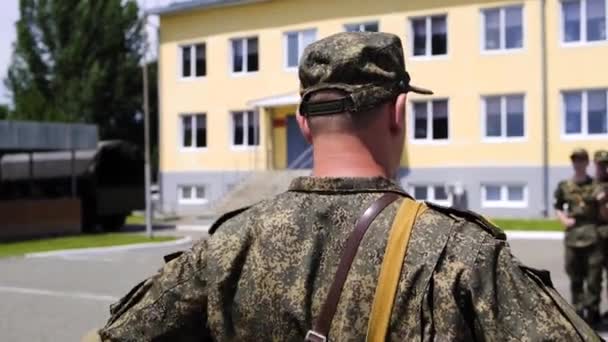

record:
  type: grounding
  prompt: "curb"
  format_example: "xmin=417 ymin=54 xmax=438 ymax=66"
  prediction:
xmin=505 ymin=230 xmax=564 ymax=240
xmin=176 ymin=224 xmax=211 ymax=232
xmin=25 ymin=236 xmax=193 ymax=259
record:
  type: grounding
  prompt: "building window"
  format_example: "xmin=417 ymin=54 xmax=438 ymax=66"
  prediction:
xmin=483 ymin=95 xmax=525 ymax=139
xmin=563 ymin=89 xmax=608 ymax=136
xmin=482 ymin=6 xmax=523 ymax=51
xmin=410 ymin=15 xmax=448 ymax=56
xmin=285 ymin=29 xmax=317 ymax=68
xmin=412 ymin=99 xmax=449 ymax=141
xmin=231 ymin=37 xmax=259 ymax=73
xmin=180 ymin=43 xmax=206 ymax=78
xmin=562 ymin=0 xmax=607 ymax=43
xmin=481 ymin=184 xmax=528 ymax=208
xmin=178 ymin=185 xmax=207 ymax=204
xmin=411 ymin=184 xmax=452 ymax=206
xmin=345 ymin=21 xmax=379 ymax=32
xmin=181 ymin=114 xmax=206 ymax=148
xmin=232 ymin=111 xmax=259 ymax=147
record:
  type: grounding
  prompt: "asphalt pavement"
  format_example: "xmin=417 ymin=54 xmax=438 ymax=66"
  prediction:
xmin=0 ymin=231 xmax=606 ymax=341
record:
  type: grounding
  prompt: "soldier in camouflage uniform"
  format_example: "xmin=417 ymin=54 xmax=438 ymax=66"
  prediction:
xmin=592 ymin=150 xmax=608 ymax=318
xmin=94 ymin=32 xmax=599 ymax=341
xmin=554 ymin=148 xmax=602 ymax=325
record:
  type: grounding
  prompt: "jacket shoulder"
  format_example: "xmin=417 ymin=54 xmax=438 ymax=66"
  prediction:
xmin=424 ymin=202 xmax=507 ymax=240
xmin=208 ymin=205 xmax=254 ymax=235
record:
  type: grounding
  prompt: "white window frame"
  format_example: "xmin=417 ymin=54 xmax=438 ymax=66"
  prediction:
xmin=561 ymin=89 xmax=608 ymax=139
xmin=560 ymin=0 xmax=608 ymax=46
xmin=481 ymin=184 xmax=528 ymax=208
xmin=408 ymin=15 xmax=449 ymax=59
xmin=409 ymin=184 xmax=453 ymax=206
xmin=230 ymin=110 xmax=260 ymax=149
xmin=480 ymin=5 xmax=525 ymax=53
xmin=284 ymin=29 xmax=317 ymax=70
xmin=409 ymin=99 xmax=450 ymax=144
xmin=178 ymin=43 xmax=206 ymax=80
xmin=179 ymin=113 xmax=207 ymax=151
xmin=481 ymin=94 xmax=527 ymax=142
xmin=229 ymin=36 xmax=259 ymax=75
xmin=178 ymin=185 xmax=208 ymax=205
xmin=344 ymin=21 xmax=379 ymax=32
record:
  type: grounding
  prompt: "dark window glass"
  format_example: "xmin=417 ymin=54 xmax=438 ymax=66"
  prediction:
xmin=564 ymin=92 xmax=582 ymax=134
xmin=588 ymin=90 xmax=607 ymax=134
xmin=182 ymin=46 xmax=191 ymax=77
xmin=414 ymin=186 xmax=428 ymax=200
xmin=364 ymin=22 xmax=379 ymax=32
xmin=563 ymin=1 xmax=582 ymax=42
xmin=434 ymin=186 xmax=448 ymax=200
xmin=287 ymin=33 xmax=299 ymax=67
xmin=506 ymin=95 xmax=524 ymax=137
xmin=484 ymin=9 xmax=501 ymax=50
xmin=196 ymin=115 xmax=206 ymax=147
xmin=412 ymin=18 xmax=427 ymax=56
xmin=247 ymin=111 xmax=259 ymax=146
xmin=432 ymin=100 xmax=449 ymax=139
xmin=413 ymin=102 xmax=428 ymax=139
xmin=485 ymin=97 xmax=502 ymax=137
xmin=233 ymin=113 xmax=244 ymax=145
xmin=232 ymin=39 xmax=243 ymax=72
xmin=195 ymin=44 xmax=206 ymax=77
xmin=247 ymin=38 xmax=259 ymax=72
xmin=431 ymin=16 xmax=447 ymax=55
xmin=182 ymin=116 xmax=192 ymax=147
xmin=345 ymin=24 xmax=359 ymax=32
xmin=508 ymin=186 xmax=524 ymax=201
xmin=485 ymin=185 xmax=501 ymax=201
xmin=587 ymin=0 xmax=606 ymax=41
xmin=505 ymin=7 xmax=523 ymax=48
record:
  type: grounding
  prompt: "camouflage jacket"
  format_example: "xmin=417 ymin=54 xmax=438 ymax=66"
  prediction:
xmin=554 ymin=177 xmax=599 ymax=247
xmin=593 ymin=179 xmax=608 ymax=237
xmin=100 ymin=177 xmax=598 ymax=341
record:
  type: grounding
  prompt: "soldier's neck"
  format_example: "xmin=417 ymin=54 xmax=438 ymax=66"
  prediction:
xmin=573 ymin=172 xmax=589 ymax=183
xmin=311 ymin=134 xmax=390 ymax=179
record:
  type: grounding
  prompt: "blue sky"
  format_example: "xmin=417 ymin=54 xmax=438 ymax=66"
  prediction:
xmin=0 ymin=0 xmax=171 ymax=105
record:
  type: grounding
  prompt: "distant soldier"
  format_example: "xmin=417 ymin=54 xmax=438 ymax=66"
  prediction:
xmin=92 ymin=33 xmax=599 ymax=341
xmin=554 ymin=148 xmax=602 ymax=325
xmin=592 ymin=150 xmax=608 ymax=318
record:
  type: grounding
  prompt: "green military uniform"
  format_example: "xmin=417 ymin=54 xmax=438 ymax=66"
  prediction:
xmin=554 ymin=151 xmax=602 ymax=320
xmin=100 ymin=178 xmax=598 ymax=341
xmin=97 ymin=33 xmax=599 ymax=341
xmin=592 ymin=150 xmax=608 ymax=305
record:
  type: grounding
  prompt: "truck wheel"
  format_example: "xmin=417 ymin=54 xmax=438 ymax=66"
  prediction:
xmin=100 ymin=215 xmax=127 ymax=232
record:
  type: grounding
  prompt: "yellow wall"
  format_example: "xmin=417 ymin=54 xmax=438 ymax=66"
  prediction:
xmin=158 ymin=0 xmax=608 ymax=173
xmin=545 ymin=0 xmax=608 ymax=166
xmin=269 ymin=106 xmax=296 ymax=170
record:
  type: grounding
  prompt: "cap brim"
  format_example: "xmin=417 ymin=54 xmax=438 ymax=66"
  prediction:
xmin=407 ymin=84 xmax=434 ymax=95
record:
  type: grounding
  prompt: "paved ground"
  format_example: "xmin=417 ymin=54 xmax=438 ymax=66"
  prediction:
xmin=0 ymin=231 xmax=607 ymax=341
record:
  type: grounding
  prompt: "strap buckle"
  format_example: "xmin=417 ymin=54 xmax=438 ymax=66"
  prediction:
xmin=305 ymin=330 xmax=327 ymax=342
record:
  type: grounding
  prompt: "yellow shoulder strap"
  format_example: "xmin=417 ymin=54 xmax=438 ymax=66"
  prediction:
xmin=366 ymin=198 xmax=427 ymax=341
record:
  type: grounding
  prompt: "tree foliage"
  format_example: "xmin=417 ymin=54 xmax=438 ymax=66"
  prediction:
xmin=4 ymin=0 xmax=147 ymax=143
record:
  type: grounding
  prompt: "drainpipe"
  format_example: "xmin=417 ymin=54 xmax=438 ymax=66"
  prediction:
xmin=540 ymin=0 xmax=549 ymax=217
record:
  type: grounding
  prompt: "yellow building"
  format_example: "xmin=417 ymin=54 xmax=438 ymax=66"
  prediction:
xmin=150 ymin=0 xmax=608 ymax=217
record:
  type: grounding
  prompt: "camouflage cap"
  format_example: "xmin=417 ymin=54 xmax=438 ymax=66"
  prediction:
xmin=594 ymin=150 xmax=608 ymax=163
xmin=298 ymin=32 xmax=432 ymax=117
xmin=570 ymin=148 xmax=589 ymax=160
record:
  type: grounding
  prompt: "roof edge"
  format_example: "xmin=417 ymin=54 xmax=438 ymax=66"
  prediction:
xmin=147 ymin=0 xmax=270 ymax=16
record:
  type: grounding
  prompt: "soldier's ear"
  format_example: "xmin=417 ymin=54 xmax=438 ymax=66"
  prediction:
xmin=296 ymin=111 xmax=312 ymax=144
xmin=390 ymin=93 xmax=407 ymax=134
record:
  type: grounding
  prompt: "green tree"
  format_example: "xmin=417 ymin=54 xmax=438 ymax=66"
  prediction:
xmin=0 ymin=104 xmax=9 ymax=119
xmin=4 ymin=0 xmax=144 ymax=142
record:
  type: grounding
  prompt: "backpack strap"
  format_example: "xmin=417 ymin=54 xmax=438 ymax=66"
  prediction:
xmin=367 ymin=198 xmax=428 ymax=341
xmin=305 ymin=192 xmax=401 ymax=342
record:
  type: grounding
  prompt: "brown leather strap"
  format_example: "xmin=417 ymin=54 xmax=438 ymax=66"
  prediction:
xmin=305 ymin=192 xmax=401 ymax=342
